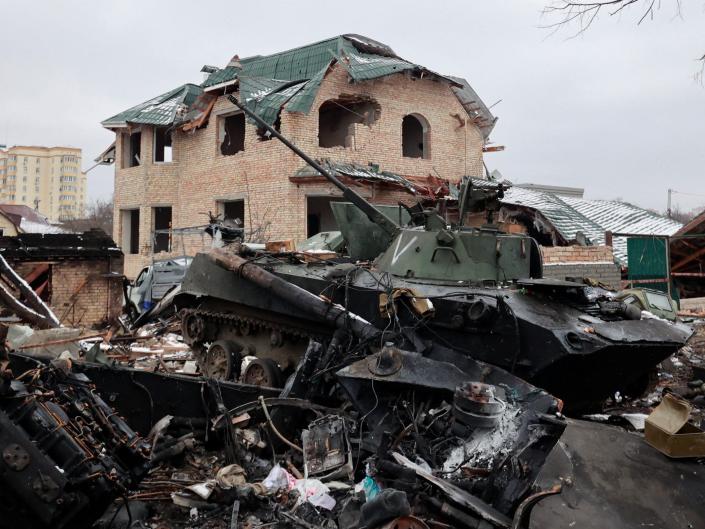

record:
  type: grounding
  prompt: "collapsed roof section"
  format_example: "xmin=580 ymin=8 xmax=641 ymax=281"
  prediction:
xmin=291 ymin=159 xmax=417 ymax=194
xmin=102 ymin=35 xmax=496 ymax=138
xmin=101 ymin=84 xmax=203 ymax=128
xmin=501 ymin=186 xmax=682 ymax=264
xmin=0 ymin=230 xmax=122 ymax=260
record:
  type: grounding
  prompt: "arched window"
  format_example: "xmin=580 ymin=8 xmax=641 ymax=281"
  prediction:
xmin=402 ymin=114 xmax=430 ymax=159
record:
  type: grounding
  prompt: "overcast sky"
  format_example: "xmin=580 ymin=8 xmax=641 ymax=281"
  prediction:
xmin=1 ymin=0 xmax=703 ymax=213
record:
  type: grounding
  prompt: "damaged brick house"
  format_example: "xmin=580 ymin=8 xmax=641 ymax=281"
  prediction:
xmin=0 ymin=231 xmax=124 ymax=327
xmin=101 ymin=34 xmax=496 ymax=277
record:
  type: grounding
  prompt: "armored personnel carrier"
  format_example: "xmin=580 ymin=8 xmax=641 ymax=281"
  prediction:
xmin=176 ymin=96 xmax=691 ymax=407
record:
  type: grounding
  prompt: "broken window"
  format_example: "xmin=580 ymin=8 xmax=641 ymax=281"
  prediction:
xmin=123 ymin=131 xmax=141 ymax=168
xmin=153 ymin=206 xmax=172 ymax=253
xmin=402 ymin=114 xmax=430 ymax=159
xmin=121 ymin=209 xmax=140 ymax=254
xmin=219 ymin=113 xmax=245 ymax=155
xmin=318 ymin=96 xmax=380 ymax=148
xmin=153 ymin=127 xmax=173 ymax=163
xmin=219 ymin=200 xmax=245 ymax=226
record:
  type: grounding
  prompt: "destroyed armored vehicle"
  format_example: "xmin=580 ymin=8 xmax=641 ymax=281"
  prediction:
xmin=175 ymin=97 xmax=691 ymax=407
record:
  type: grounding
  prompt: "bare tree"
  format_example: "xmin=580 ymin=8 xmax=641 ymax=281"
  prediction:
xmin=543 ymin=1 xmax=704 ymax=79
xmin=62 ymin=196 xmax=114 ymax=235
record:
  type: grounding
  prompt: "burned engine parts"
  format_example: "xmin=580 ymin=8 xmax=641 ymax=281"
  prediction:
xmin=0 ymin=362 xmax=151 ymax=529
xmin=452 ymin=382 xmax=507 ymax=434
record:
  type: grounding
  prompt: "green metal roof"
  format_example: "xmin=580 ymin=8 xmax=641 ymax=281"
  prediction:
xmin=201 ymin=66 xmax=239 ymax=89
xmin=202 ymin=36 xmax=341 ymax=89
xmin=102 ymin=84 xmax=202 ymax=127
xmin=104 ymin=35 xmax=495 ymax=137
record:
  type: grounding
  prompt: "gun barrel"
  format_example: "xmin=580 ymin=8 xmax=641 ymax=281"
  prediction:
xmin=227 ymin=95 xmax=399 ymax=238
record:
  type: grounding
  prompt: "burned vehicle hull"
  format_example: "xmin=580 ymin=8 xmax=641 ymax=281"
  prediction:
xmin=177 ymin=253 xmax=690 ymax=406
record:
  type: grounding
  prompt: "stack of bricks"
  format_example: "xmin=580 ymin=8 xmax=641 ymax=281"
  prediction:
xmin=541 ymin=245 xmax=621 ymax=289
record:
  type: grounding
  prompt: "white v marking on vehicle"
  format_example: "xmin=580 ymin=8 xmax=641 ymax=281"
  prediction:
xmin=391 ymin=234 xmax=419 ymax=265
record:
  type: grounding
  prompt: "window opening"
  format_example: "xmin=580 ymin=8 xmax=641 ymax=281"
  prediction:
xmin=318 ymin=96 xmax=380 ymax=148
xmin=220 ymin=113 xmax=245 ymax=155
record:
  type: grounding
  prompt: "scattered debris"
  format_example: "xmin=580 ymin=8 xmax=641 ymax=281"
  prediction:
xmin=0 ymin=93 xmax=702 ymax=529
xmin=645 ymin=393 xmax=705 ymax=458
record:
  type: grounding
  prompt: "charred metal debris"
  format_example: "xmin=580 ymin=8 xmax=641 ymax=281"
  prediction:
xmin=0 ymin=97 xmax=702 ymax=529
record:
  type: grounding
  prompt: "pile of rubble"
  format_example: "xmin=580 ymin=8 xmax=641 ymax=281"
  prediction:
xmin=3 ymin=333 xmax=565 ymax=529
xmin=0 ymin=248 xmax=704 ymax=528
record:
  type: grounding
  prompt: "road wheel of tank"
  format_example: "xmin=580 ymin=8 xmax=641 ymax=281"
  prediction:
xmin=243 ymin=358 xmax=283 ymax=388
xmin=182 ymin=312 xmax=206 ymax=344
xmin=202 ymin=341 xmax=242 ymax=380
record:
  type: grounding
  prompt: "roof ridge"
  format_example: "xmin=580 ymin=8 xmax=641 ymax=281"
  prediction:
xmin=236 ymin=35 xmax=343 ymax=66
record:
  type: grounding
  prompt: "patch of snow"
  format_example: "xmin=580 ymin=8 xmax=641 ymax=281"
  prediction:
xmin=620 ymin=413 xmax=648 ymax=431
xmin=19 ymin=219 xmax=64 ymax=234
xmin=641 ymin=310 xmax=669 ymax=322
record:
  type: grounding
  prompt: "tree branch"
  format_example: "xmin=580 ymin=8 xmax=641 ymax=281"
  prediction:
xmin=0 ymin=255 xmax=60 ymax=327
xmin=0 ymin=281 xmax=53 ymax=329
xmin=543 ymin=0 xmax=703 ymax=80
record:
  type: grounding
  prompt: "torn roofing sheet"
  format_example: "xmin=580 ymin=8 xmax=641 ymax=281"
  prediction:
xmin=239 ymin=77 xmax=308 ymax=126
xmin=102 ymin=84 xmax=203 ymax=128
xmin=449 ymin=76 xmax=498 ymax=138
xmin=195 ymin=34 xmax=494 ymax=132
xmin=292 ymin=159 xmax=417 ymax=194
xmin=502 ymin=186 xmax=682 ymax=264
xmin=181 ymin=92 xmax=218 ymax=131
xmin=502 ymin=186 xmax=604 ymax=245
xmin=103 ymin=35 xmax=495 ymax=136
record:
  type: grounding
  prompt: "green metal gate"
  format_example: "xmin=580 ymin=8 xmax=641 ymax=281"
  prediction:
xmin=627 ymin=236 xmax=678 ymax=302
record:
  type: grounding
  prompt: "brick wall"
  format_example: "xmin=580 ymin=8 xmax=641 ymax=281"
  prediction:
xmin=112 ymin=64 xmax=486 ymax=278
xmin=12 ymin=258 xmax=124 ymax=328
xmin=541 ymin=245 xmax=622 ymax=289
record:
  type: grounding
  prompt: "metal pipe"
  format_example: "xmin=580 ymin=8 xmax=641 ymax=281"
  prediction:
xmin=226 ymin=95 xmax=399 ymax=239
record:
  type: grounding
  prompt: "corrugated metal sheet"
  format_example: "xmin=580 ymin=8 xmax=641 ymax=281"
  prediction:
xmin=501 ymin=186 xmax=683 ymax=265
xmin=562 ymin=197 xmax=682 ymax=237
xmin=449 ymin=76 xmax=497 ymax=139
xmin=628 ymin=237 xmax=668 ymax=278
xmin=502 ymin=187 xmax=604 ymax=243
xmin=293 ymin=160 xmax=416 ymax=193
xmin=102 ymin=84 xmax=202 ymax=127
xmin=106 ymin=34 xmax=495 ymax=139
xmin=201 ymin=66 xmax=239 ymax=89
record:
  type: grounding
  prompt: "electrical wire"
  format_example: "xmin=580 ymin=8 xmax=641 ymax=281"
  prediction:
xmin=258 ymin=395 xmax=303 ymax=453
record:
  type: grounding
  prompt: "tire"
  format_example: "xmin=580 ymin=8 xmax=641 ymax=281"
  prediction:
xmin=201 ymin=340 xmax=242 ymax=380
xmin=242 ymin=358 xmax=284 ymax=388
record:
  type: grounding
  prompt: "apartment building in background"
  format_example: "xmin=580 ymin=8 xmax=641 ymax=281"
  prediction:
xmin=0 ymin=145 xmax=87 ymax=221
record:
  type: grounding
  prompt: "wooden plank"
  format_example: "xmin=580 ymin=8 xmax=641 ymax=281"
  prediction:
xmin=672 ymin=245 xmax=705 ymax=271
